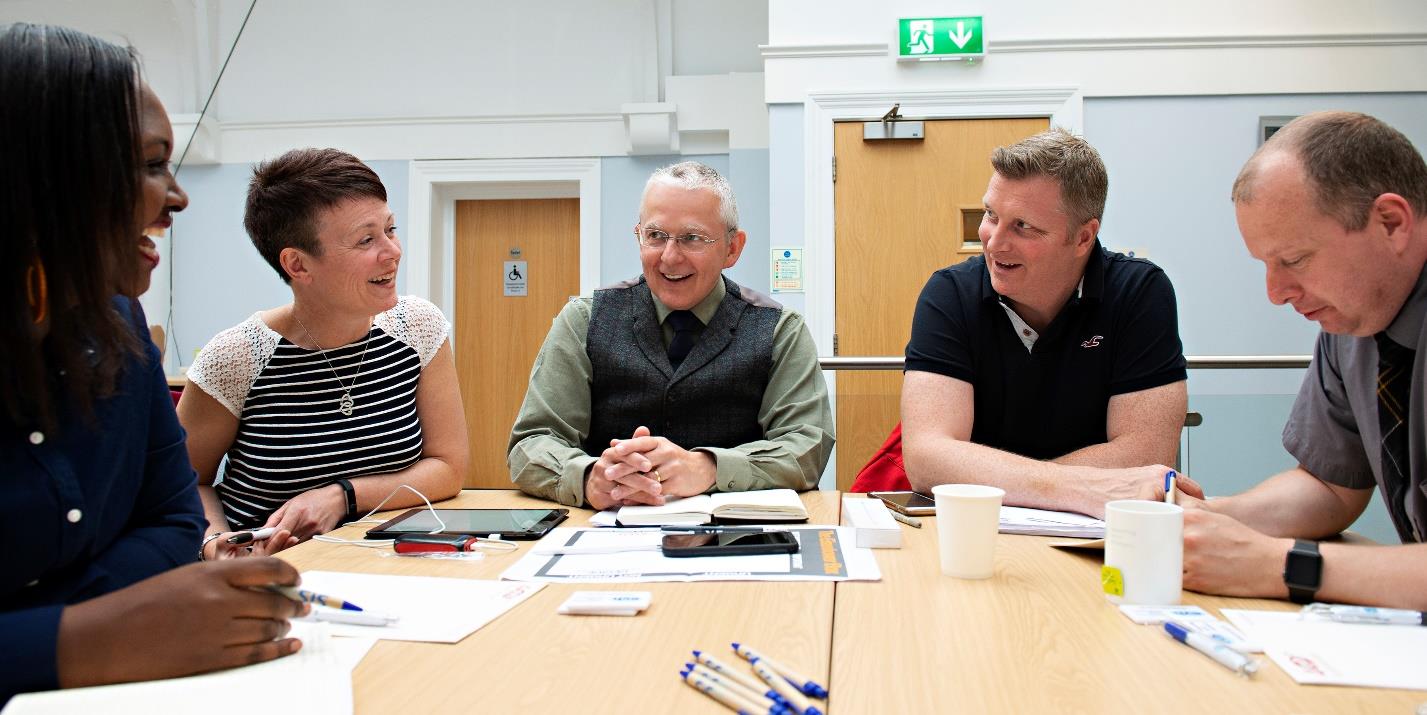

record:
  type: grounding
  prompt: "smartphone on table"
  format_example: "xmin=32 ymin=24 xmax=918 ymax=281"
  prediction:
xmin=868 ymin=491 xmax=936 ymax=516
xmin=661 ymin=531 xmax=800 ymax=557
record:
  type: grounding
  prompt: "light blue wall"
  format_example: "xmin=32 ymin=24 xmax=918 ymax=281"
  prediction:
xmin=167 ymin=159 xmax=409 ymax=365
xmin=1085 ymin=92 xmax=1427 ymax=544
xmin=597 ymin=151 xmax=772 ymax=293
xmin=768 ymin=104 xmax=806 ymax=314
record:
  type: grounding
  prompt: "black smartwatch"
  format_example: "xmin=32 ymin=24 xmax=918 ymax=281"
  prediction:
xmin=1283 ymin=539 xmax=1322 ymax=604
xmin=335 ymin=478 xmax=358 ymax=523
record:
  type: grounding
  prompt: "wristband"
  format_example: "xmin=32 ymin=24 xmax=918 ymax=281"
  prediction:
xmin=335 ymin=478 xmax=358 ymax=523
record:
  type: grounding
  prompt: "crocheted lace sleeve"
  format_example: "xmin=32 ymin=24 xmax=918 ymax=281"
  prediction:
xmin=186 ymin=315 xmax=280 ymax=417
xmin=375 ymin=295 xmax=451 ymax=368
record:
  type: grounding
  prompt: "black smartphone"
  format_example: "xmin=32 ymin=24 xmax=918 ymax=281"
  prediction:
xmin=868 ymin=491 xmax=936 ymax=516
xmin=660 ymin=531 xmax=800 ymax=557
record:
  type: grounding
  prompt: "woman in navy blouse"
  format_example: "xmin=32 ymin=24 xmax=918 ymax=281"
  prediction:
xmin=0 ymin=23 xmax=307 ymax=702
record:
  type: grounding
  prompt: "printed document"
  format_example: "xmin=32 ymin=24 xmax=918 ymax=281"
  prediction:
xmin=1222 ymin=609 xmax=1427 ymax=690
xmin=501 ymin=526 xmax=881 ymax=583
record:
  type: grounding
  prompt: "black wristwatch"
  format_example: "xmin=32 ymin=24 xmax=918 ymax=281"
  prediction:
xmin=1283 ymin=539 xmax=1322 ymax=604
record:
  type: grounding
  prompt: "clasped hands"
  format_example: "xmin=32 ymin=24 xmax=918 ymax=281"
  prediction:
xmin=585 ymin=425 xmax=717 ymax=511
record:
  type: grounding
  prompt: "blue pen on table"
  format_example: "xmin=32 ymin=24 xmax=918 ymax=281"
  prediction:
xmin=1164 ymin=621 xmax=1259 ymax=676
xmin=750 ymin=657 xmax=822 ymax=715
xmin=681 ymin=669 xmax=786 ymax=715
xmin=269 ymin=585 xmax=364 ymax=612
xmin=683 ymin=663 xmax=792 ymax=713
xmin=732 ymin=643 xmax=829 ymax=699
xmin=692 ymin=651 xmax=792 ymax=708
xmin=1164 ymin=470 xmax=1177 ymax=505
xmin=1302 ymin=602 xmax=1426 ymax=626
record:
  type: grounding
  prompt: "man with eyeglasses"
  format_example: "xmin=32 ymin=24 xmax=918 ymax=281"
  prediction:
xmin=509 ymin=161 xmax=834 ymax=509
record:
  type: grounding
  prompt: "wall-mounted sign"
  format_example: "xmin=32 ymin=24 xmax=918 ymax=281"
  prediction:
xmin=771 ymin=248 xmax=803 ymax=294
xmin=897 ymin=16 xmax=985 ymax=61
xmin=504 ymin=261 xmax=527 ymax=297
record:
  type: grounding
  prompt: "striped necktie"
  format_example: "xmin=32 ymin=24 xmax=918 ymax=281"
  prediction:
xmin=1375 ymin=332 xmax=1419 ymax=542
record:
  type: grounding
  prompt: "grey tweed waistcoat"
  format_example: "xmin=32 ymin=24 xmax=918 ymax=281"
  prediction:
xmin=583 ymin=275 xmax=781 ymax=455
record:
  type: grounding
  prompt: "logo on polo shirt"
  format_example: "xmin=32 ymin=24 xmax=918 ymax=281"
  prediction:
xmin=1081 ymin=335 xmax=1103 ymax=348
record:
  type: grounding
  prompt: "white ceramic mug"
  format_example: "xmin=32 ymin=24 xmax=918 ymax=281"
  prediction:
xmin=1103 ymin=500 xmax=1184 ymax=605
xmin=932 ymin=484 xmax=1005 ymax=579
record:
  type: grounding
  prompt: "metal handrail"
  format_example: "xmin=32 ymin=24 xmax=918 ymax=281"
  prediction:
xmin=817 ymin=355 xmax=1312 ymax=370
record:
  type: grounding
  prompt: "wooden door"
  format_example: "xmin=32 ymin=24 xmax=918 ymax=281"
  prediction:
xmin=833 ymin=117 xmax=1049 ymax=490
xmin=454 ymin=199 xmax=580 ymax=488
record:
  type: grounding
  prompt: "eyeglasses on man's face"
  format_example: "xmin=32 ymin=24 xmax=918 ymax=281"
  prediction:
xmin=635 ymin=225 xmax=730 ymax=254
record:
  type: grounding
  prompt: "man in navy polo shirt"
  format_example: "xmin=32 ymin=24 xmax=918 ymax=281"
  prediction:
xmin=902 ymin=129 xmax=1201 ymax=518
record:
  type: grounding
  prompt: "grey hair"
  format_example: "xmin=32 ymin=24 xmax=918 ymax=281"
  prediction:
xmin=640 ymin=161 xmax=739 ymax=231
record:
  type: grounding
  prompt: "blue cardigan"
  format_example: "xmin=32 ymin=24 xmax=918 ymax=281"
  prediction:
xmin=0 ymin=299 xmax=205 ymax=701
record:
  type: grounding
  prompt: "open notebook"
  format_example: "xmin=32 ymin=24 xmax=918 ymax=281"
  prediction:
xmin=616 ymin=489 xmax=808 ymax=526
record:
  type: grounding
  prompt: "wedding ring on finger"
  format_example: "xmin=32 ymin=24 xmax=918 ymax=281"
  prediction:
xmin=653 ymin=469 xmax=664 ymax=483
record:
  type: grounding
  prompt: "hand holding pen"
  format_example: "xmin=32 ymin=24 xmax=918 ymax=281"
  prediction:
xmin=55 ymin=558 xmax=307 ymax=688
xmin=202 ymin=526 xmax=299 ymax=561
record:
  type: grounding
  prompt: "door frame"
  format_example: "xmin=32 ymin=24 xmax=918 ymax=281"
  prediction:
xmin=803 ymin=87 xmax=1079 ymax=486
xmin=405 ymin=158 xmax=601 ymax=337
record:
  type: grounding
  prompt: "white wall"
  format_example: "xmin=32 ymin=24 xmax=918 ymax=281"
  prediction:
xmin=766 ymin=0 xmax=1427 ymax=102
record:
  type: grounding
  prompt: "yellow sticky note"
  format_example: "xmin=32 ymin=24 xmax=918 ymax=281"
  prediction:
xmin=1101 ymin=565 xmax=1124 ymax=596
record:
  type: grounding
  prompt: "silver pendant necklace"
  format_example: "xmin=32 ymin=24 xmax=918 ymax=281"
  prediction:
xmin=293 ymin=311 xmax=371 ymax=417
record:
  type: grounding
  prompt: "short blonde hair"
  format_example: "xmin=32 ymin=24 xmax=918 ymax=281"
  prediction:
xmin=991 ymin=128 xmax=1108 ymax=230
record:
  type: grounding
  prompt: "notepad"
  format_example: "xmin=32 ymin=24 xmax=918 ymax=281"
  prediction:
xmin=616 ymin=489 xmax=808 ymax=526
xmin=3 ymin=622 xmax=372 ymax=715
xmin=999 ymin=506 xmax=1105 ymax=538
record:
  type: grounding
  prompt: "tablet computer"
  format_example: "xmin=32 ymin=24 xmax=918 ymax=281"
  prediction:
xmin=365 ymin=508 xmax=568 ymax=540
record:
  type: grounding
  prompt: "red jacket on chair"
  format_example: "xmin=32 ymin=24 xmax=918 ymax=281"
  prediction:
xmin=849 ymin=422 xmax=911 ymax=492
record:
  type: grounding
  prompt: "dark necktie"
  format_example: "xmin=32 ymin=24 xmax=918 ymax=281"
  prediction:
xmin=666 ymin=310 xmax=701 ymax=369
xmin=1375 ymin=332 xmax=1419 ymax=542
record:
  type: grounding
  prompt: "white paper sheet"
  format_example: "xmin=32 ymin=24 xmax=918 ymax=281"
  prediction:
xmin=501 ymin=526 xmax=881 ymax=583
xmin=3 ymin=622 xmax=373 ymax=715
xmin=1000 ymin=506 xmax=1105 ymax=538
xmin=294 ymin=571 xmax=543 ymax=643
xmin=1222 ymin=609 xmax=1427 ymax=690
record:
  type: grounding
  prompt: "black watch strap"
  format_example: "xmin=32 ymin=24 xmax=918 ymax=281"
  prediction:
xmin=1284 ymin=538 xmax=1322 ymax=605
xmin=335 ymin=478 xmax=358 ymax=523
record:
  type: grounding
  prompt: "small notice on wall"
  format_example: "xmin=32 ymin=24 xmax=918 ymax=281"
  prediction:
xmin=504 ymin=261 xmax=528 ymax=297
xmin=771 ymin=248 xmax=803 ymax=294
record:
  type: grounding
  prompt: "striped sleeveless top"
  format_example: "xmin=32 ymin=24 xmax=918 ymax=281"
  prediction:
xmin=188 ymin=296 xmax=449 ymax=530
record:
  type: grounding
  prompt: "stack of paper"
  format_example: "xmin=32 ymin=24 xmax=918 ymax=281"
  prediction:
xmin=3 ymin=622 xmax=372 ymax=715
xmin=1222 ymin=609 xmax=1427 ymax=690
xmin=296 ymin=571 xmax=544 ymax=643
xmin=617 ymin=489 xmax=808 ymax=526
xmin=999 ymin=506 xmax=1105 ymax=538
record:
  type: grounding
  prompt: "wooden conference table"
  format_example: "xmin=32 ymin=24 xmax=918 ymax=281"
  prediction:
xmin=278 ymin=491 xmax=1423 ymax=714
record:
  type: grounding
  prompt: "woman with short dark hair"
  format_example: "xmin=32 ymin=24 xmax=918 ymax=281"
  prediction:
xmin=179 ymin=148 xmax=467 ymax=559
xmin=0 ymin=22 xmax=304 ymax=703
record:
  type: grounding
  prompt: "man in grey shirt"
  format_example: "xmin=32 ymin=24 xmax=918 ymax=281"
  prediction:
xmin=508 ymin=161 xmax=834 ymax=510
xmin=1182 ymin=112 xmax=1427 ymax=609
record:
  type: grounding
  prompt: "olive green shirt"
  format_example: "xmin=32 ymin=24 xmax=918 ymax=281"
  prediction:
xmin=508 ymin=277 xmax=835 ymax=506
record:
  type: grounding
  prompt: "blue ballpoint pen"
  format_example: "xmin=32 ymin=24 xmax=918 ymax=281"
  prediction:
xmin=1164 ymin=470 xmax=1177 ymax=505
xmin=1164 ymin=621 xmax=1258 ymax=676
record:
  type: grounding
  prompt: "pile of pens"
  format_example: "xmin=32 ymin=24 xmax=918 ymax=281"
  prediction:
xmin=679 ymin=643 xmax=827 ymax=715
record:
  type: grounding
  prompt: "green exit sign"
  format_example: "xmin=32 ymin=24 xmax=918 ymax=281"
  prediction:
xmin=898 ymin=16 xmax=985 ymax=61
